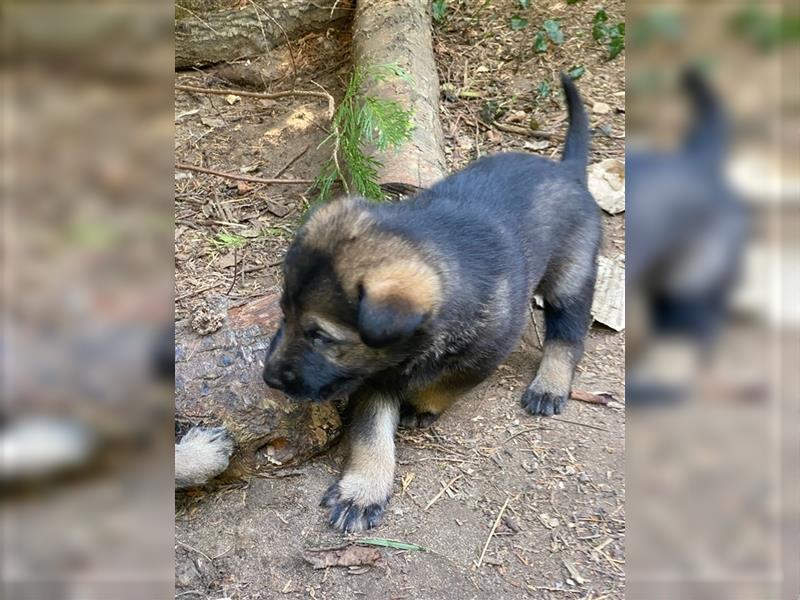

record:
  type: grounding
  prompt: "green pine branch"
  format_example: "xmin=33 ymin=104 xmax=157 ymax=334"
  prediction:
xmin=314 ymin=65 xmax=414 ymax=202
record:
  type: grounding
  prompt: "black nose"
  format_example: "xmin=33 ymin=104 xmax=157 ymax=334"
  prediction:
xmin=263 ymin=364 xmax=284 ymax=390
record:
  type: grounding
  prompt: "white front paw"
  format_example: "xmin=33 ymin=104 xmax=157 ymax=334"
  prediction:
xmin=175 ymin=426 xmax=234 ymax=488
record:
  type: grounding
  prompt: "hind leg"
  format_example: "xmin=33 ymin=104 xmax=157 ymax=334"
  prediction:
xmin=522 ymin=271 xmax=595 ymax=417
xmin=400 ymin=374 xmax=480 ymax=429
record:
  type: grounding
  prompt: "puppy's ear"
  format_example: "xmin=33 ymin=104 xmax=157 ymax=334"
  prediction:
xmin=357 ymin=261 xmax=441 ymax=348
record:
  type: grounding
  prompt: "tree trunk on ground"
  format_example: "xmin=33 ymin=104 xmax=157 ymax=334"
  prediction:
xmin=175 ymin=0 xmax=353 ymax=69
xmin=352 ymin=0 xmax=447 ymax=187
xmin=175 ymin=293 xmax=342 ymax=478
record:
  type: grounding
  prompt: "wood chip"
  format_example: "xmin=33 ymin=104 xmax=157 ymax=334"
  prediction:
xmin=563 ymin=560 xmax=587 ymax=585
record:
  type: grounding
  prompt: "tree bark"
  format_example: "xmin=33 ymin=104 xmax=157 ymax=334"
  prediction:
xmin=175 ymin=292 xmax=342 ymax=477
xmin=352 ymin=0 xmax=447 ymax=187
xmin=175 ymin=0 xmax=353 ymax=69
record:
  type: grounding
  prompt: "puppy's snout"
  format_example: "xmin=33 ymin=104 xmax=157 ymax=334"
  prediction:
xmin=263 ymin=368 xmax=284 ymax=391
xmin=262 ymin=360 xmax=296 ymax=392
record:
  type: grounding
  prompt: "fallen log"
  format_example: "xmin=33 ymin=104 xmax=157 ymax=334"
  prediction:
xmin=175 ymin=0 xmax=353 ymax=69
xmin=175 ymin=292 xmax=342 ymax=478
xmin=352 ymin=0 xmax=447 ymax=187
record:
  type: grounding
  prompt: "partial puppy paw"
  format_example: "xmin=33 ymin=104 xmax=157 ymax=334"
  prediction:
xmin=399 ymin=404 xmax=440 ymax=429
xmin=175 ymin=426 xmax=234 ymax=488
xmin=521 ymin=385 xmax=569 ymax=416
xmin=320 ymin=479 xmax=389 ymax=533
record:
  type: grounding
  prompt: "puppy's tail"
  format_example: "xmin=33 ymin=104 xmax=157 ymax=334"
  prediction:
xmin=681 ymin=67 xmax=727 ymax=169
xmin=560 ymin=73 xmax=590 ymax=184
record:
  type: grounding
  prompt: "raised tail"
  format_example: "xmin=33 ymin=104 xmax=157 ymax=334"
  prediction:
xmin=681 ymin=67 xmax=728 ymax=169
xmin=560 ymin=73 xmax=590 ymax=183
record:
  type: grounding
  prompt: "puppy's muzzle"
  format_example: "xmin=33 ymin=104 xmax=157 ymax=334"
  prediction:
xmin=262 ymin=360 xmax=296 ymax=392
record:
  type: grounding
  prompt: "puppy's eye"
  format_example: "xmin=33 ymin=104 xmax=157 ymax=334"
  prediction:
xmin=306 ymin=328 xmax=336 ymax=347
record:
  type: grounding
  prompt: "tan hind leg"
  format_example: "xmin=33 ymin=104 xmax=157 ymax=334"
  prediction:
xmin=400 ymin=374 xmax=479 ymax=428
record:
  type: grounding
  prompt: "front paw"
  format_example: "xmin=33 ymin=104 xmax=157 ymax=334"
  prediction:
xmin=521 ymin=386 xmax=568 ymax=416
xmin=320 ymin=481 xmax=389 ymax=533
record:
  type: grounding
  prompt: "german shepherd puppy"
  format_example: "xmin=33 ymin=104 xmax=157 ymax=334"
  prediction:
xmin=263 ymin=74 xmax=601 ymax=532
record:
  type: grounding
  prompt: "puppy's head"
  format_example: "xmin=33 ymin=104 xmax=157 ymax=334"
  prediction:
xmin=262 ymin=198 xmax=442 ymax=401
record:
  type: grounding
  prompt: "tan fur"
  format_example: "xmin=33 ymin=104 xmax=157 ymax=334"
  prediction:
xmin=362 ymin=259 xmax=441 ymax=315
xmin=409 ymin=373 xmax=480 ymax=416
xmin=301 ymin=198 xmax=443 ymax=315
xmin=336 ymin=396 xmax=398 ymax=508
xmin=305 ymin=314 xmax=360 ymax=343
xmin=531 ymin=340 xmax=576 ymax=396
xmin=303 ymin=197 xmax=374 ymax=244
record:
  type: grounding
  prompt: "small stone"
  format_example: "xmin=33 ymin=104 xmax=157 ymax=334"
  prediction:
xmin=504 ymin=515 xmax=522 ymax=533
xmin=507 ymin=110 xmax=528 ymax=124
xmin=592 ymin=101 xmax=611 ymax=114
xmin=524 ymin=140 xmax=550 ymax=151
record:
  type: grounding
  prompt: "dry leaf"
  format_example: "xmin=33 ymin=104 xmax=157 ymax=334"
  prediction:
xmin=266 ymin=200 xmax=290 ymax=218
xmin=303 ymin=545 xmax=382 ymax=570
xmin=217 ymin=253 xmax=237 ymax=269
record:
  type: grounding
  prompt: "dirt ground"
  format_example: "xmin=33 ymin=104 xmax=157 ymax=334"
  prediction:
xmin=175 ymin=1 xmax=625 ymax=598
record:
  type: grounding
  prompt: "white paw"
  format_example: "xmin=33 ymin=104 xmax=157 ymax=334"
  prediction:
xmin=1 ymin=418 xmax=95 ymax=481
xmin=175 ymin=426 xmax=234 ymax=488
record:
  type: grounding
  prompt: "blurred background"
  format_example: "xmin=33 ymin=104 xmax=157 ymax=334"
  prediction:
xmin=2 ymin=2 xmax=175 ymax=599
xmin=626 ymin=0 xmax=798 ymax=598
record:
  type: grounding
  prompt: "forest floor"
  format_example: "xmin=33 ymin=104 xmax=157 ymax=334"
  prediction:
xmin=175 ymin=1 xmax=626 ymax=598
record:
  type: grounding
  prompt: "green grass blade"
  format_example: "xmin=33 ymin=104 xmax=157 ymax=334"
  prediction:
xmin=356 ymin=538 xmax=428 ymax=552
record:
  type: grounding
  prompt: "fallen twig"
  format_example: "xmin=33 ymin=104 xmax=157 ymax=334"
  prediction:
xmin=176 ymin=162 xmax=314 ymax=185
xmin=492 ymin=121 xmax=559 ymax=140
xmin=475 ymin=496 xmax=510 ymax=568
xmin=528 ymin=305 xmax=543 ymax=349
xmin=272 ymin=144 xmax=310 ymax=178
xmin=502 ymin=426 xmax=548 ymax=445
xmin=176 ymin=539 xmax=213 ymax=563
xmin=570 ymin=389 xmax=615 ymax=406
xmin=424 ymin=474 xmax=462 ymax=510
xmin=551 ymin=417 xmax=610 ymax=433
xmin=474 ymin=117 xmax=559 ymax=140
xmin=175 ymin=282 xmax=224 ymax=302
xmin=175 ymin=83 xmax=335 ymax=119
